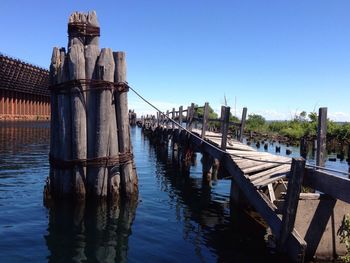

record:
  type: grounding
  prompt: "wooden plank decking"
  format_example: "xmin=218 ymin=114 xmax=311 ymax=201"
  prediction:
xmin=191 ymin=128 xmax=291 ymax=193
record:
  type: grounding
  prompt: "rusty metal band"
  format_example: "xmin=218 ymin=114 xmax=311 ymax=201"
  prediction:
xmin=49 ymin=152 xmax=134 ymax=169
xmin=49 ymin=79 xmax=130 ymax=94
xmin=68 ymin=22 xmax=100 ymax=37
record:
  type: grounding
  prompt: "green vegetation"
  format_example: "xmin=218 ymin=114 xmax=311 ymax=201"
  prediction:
xmin=195 ymin=104 xmax=218 ymax=120
xmin=192 ymin=105 xmax=350 ymax=142
xmin=245 ymin=111 xmax=350 ymax=143
xmin=338 ymin=214 xmax=350 ymax=262
xmin=195 ymin=104 xmax=241 ymax=130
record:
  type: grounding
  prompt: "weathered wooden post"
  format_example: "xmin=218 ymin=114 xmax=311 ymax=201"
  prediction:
xmin=220 ymin=106 xmax=225 ymax=134
xmin=156 ymin=111 xmax=160 ymax=127
xmin=221 ymin=106 xmax=230 ymax=150
xmin=188 ymin=103 xmax=195 ymax=131
xmin=201 ymin=102 xmax=209 ymax=139
xmin=202 ymin=152 xmax=214 ymax=185
xmin=238 ymin=107 xmax=247 ymax=142
xmin=300 ymin=136 xmax=308 ymax=159
xmin=114 ymin=51 xmax=138 ymax=198
xmin=316 ymin=107 xmax=327 ymax=168
xmin=68 ymin=39 xmax=87 ymax=199
xmin=89 ymin=48 xmax=117 ymax=198
xmin=179 ymin=106 xmax=183 ymax=127
xmin=166 ymin=110 xmax=170 ymax=129
xmin=279 ymin=158 xmax=305 ymax=250
xmin=172 ymin=108 xmax=175 ymax=129
xmin=186 ymin=106 xmax=191 ymax=128
xmin=45 ymin=11 xmax=138 ymax=203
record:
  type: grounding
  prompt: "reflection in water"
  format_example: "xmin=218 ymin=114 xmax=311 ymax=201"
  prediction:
xmin=45 ymin=199 xmax=137 ymax=263
xmin=0 ymin=121 xmax=50 ymax=154
xmin=0 ymin=122 xmax=285 ymax=262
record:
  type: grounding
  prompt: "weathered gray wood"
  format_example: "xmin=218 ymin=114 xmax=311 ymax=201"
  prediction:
xmin=85 ymin=11 xmax=99 ymax=46
xmin=85 ymin=43 xmax=100 ymax=161
xmin=114 ymin=51 xmax=138 ymax=198
xmin=303 ymin=168 xmax=350 ymax=203
xmin=179 ymin=106 xmax=183 ymax=127
xmin=220 ymin=106 xmax=225 ymax=134
xmin=237 ymin=156 xmax=285 ymax=170
xmin=254 ymin=173 xmax=288 ymax=187
xmin=47 ymin=47 xmax=62 ymax=200
xmin=188 ymin=103 xmax=195 ymax=131
xmin=267 ymin=183 xmax=276 ymax=202
xmin=57 ymin=48 xmax=73 ymax=196
xmin=186 ymin=106 xmax=191 ymax=128
xmin=68 ymin=12 xmax=86 ymax=47
xmin=221 ymin=107 xmax=230 ymax=150
xmin=242 ymin=162 xmax=281 ymax=174
xmin=316 ymin=107 xmax=327 ymax=167
xmin=201 ymin=102 xmax=209 ymax=139
xmin=279 ymin=158 xmax=305 ymax=250
xmin=238 ymin=107 xmax=247 ymax=142
xmin=249 ymin=164 xmax=291 ymax=181
xmin=108 ymin=101 xmax=120 ymax=201
xmin=68 ymin=41 xmax=87 ymax=199
xmin=88 ymin=48 xmax=115 ymax=198
xmin=166 ymin=110 xmax=170 ymax=129
xmin=172 ymin=108 xmax=175 ymax=129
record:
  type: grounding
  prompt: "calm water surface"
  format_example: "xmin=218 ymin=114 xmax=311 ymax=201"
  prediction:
xmin=1 ymin=122 xmax=347 ymax=262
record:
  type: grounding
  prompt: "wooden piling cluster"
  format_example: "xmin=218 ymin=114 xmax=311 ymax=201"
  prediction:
xmin=139 ymin=104 xmax=350 ymax=262
xmin=45 ymin=11 xmax=138 ymax=203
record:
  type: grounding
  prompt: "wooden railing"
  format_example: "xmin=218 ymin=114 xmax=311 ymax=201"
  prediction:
xmin=140 ymin=102 xmax=248 ymax=150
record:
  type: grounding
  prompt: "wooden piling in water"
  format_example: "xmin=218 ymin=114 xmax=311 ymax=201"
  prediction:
xmin=201 ymin=102 xmax=209 ymax=139
xmin=90 ymin=48 xmax=116 ymax=197
xmin=221 ymin=106 xmax=230 ymax=150
xmin=202 ymin=152 xmax=214 ymax=184
xmin=47 ymin=48 xmax=62 ymax=201
xmin=46 ymin=11 xmax=138 ymax=203
xmin=316 ymin=107 xmax=327 ymax=168
xmin=238 ymin=107 xmax=247 ymax=142
xmin=179 ymin=106 xmax=183 ymax=127
xmin=188 ymin=103 xmax=195 ymax=131
xmin=68 ymin=39 xmax=87 ymax=199
xmin=114 ymin=51 xmax=138 ymax=198
xmin=172 ymin=108 xmax=175 ymax=129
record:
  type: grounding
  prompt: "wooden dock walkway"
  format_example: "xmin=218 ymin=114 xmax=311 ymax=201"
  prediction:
xmin=138 ymin=103 xmax=350 ymax=262
xmin=191 ymin=128 xmax=291 ymax=196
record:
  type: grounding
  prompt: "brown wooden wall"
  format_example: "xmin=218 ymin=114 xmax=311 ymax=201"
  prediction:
xmin=0 ymin=90 xmax=50 ymax=119
xmin=0 ymin=53 xmax=50 ymax=120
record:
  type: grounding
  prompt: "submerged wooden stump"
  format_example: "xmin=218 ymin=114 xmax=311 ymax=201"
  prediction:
xmin=45 ymin=11 xmax=138 ymax=204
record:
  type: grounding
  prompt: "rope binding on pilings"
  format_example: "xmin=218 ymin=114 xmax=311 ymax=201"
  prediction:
xmin=49 ymin=152 xmax=134 ymax=169
xmin=68 ymin=22 xmax=100 ymax=37
xmin=49 ymin=79 xmax=130 ymax=94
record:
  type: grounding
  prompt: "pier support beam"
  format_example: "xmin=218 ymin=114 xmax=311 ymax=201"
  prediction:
xmin=202 ymin=152 xmax=214 ymax=185
xmin=279 ymin=158 xmax=306 ymax=251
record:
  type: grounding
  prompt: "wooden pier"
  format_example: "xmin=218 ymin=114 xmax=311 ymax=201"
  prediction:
xmin=139 ymin=104 xmax=350 ymax=262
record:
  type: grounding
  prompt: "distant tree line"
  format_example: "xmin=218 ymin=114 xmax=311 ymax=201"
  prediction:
xmin=245 ymin=111 xmax=350 ymax=143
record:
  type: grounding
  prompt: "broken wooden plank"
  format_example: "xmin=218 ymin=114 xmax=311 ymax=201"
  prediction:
xmin=249 ymin=164 xmax=291 ymax=181
xmin=242 ymin=162 xmax=282 ymax=174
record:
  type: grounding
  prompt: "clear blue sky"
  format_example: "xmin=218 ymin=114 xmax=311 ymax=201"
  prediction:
xmin=1 ymin=0 xmax=349 ymax=120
